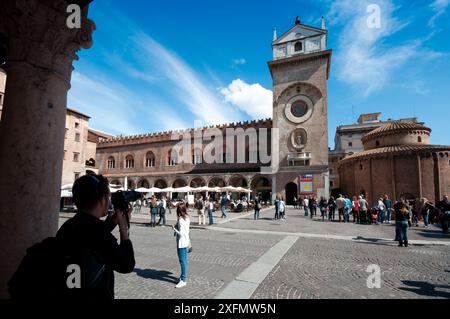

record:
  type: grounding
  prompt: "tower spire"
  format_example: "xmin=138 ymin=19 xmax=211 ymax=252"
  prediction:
xmin=273 ymin=28 xmax=277 ymax=41
xmin=295 ymin=16 xmax=301 ymax=25
xmin=322 ymin=16 xmax=326 ymax=30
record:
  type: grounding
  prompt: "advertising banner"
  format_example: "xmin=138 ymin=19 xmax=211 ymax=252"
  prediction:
xmin=299 ymin=175 xmax=314 ymax=195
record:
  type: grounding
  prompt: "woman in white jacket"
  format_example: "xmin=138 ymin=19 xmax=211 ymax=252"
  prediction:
xmin=172 ymin=203 xmax=190 ymax=288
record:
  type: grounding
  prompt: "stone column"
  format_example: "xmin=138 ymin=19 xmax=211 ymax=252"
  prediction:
xmin=0 ymin=0 xmax=94 ymax=298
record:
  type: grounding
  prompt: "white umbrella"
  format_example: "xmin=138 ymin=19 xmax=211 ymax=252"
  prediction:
xmin=109 ymin=187 xmax=125 ymax=193
xmin=174 ymin=186 xmax=191 ymax=193
xmin=236 ymin=187 xmax=252 ymax=193
xmin=220 ymin=186 xmax=237 ymax=192
xmin=61 ymin=184 xmax=72 ymax=190
xmin=61 ymin=189 xmax=72 ymax=197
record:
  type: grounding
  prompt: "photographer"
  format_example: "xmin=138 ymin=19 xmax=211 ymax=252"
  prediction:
xmin=56 ymin=174 xmax=135 ymax=299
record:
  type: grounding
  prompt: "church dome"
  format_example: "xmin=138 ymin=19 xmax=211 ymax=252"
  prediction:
xmin=361 ymin=121 xmax=431 ymax=150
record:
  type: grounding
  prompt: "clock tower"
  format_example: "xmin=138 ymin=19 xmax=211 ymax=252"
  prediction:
xmin=269 ymin=16 xmax=332 ymax=203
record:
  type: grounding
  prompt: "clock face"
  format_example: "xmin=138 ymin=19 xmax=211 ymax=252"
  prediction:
xmin=284 ymin=95 xmax=314 ymax=124
xmin=291 ymin=100 xmax=308 ymax=118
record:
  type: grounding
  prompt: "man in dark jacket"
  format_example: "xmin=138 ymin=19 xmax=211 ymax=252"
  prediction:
xmin=56 ymin=174 xmax=135 ymax=299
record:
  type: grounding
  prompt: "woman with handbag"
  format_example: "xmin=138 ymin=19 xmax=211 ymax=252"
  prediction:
xmin=172 ymin=203 xmax=190 ymax=288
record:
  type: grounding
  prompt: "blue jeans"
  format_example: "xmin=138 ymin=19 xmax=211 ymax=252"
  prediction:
xmin=208 ymin=208 xmax=214 ymax=225
xmin=422 ymin=212 xmax=429 ymax=226
xmin=254 ymin=209 xmax=260 ymax=220
xmin=344 ymin=208 xmax=350 ymax=222
xmin=378 ymin=210 xmax=386 ymax=223
xmin=151 ymin=213 xmax=157 ymax=224
xmin=304 ymin=206 xmax=309 ymax=216
xmin=177 ymin=247 xmax=188 ymax=282
xmin=274 ymin=209 xmax=279 ymax=220
xmin=399 ymin=221 xmax=409 ymax=242
xmin=221 ymin=206 xmax=227 ymax=218
xmin=386 ymin=209 xmax=392 ymax=222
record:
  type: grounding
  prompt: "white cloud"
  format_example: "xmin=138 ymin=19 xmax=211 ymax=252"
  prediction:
xmin=131 ymin=32 xmax=243 ymax=126
xmin=232 ymin=58 xmax=246 ymax=65
xmin=327 ymin=0 xmax=440 ymax=97
xmin=220 ymin=79 xmax=272 ymax=119
xmin=429 ymin=0 xmax=450 ymax=27
xmin=68 ymin=72 xmax=189 ymax=135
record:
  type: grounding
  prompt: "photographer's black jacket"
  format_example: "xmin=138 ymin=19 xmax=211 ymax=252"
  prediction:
xmin=56 ymin=212 xmax=135 ymax=299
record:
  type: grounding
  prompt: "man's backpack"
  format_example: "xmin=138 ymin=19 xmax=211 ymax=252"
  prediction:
xmin=8 ymin=237 xmax=71 ymax=299
xmin=8 ymin=237 xmax=106 ymax=299
xmin=197 ymin=200 xmax=204 ymax=210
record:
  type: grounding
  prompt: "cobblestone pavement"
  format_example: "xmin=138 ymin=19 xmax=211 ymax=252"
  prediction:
xmin=251 ymin=237 xmax=450 ymax=299
xmin=58 ymin=206 xmax=450 ymax=299
xmin=112 ymin=224 xmax=282 ymax=299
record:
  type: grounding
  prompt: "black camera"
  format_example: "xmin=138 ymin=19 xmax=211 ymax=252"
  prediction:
xmin=111 ymin=190 xmax=142 ymax=226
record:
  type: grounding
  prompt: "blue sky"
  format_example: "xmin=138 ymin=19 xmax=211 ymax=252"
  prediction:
xmin=68 ymin=0 xmax=450 ymax=147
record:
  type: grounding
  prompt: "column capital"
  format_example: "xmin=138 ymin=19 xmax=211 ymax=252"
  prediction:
xmin=0 ymin=0 xmax=95 ymax=83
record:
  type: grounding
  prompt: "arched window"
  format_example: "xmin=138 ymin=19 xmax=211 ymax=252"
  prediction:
xmin=294 ymin=42 xmax=303 ymax=52
xmin=418 ymin=136 xmax=422 ymax=143
xmin=145 ymin=151 xmax=155 ymax=167
xmin=168 ymin=150 xmax=178 ymax=166
xmin=125 ymin=155 xmax=134 ymax=169
xmin=192 ymin=148 xmax=203 ymax=164
xmin=107 ymin=156 xmax=115 ymax=169
xmin=376 ymin=140 xmax=380 ymax=147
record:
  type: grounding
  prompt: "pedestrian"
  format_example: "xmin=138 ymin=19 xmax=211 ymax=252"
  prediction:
xmin=274 ymin=196 xmax=280 ymax=220
xmin=293 ymin=196 xmax=298 ymax=209
xmin=309 ymin=197 xmax=317 ymax=217
xmin=195 ymin=196 xmax=206 ymax=226
xmin=52 ymin=175 xmax=135 ymax=299
xmin=149 ymin=195 xmax=158 ymax=227
xmin=376 ymin=198 xmax=386 ymax=224
xmin=351 ymin=196 xmax=359 ymax=223
xmin=383 ymin=195 xmax=393 ymax=223
xmin=220 ymin=194 xmax=228 ymax=219
xmin=304 ymin=196 xmax=310 ymax=217
xmin=279 ymin=197 xmax=286 ymax=221
xmin=172 ymin=203 xmax=190 ymax=288
xmin=358 ymin=196 xmax=369 ymax=224
xmin=394 ymin=200 xmax=410 ymax=247
xmin=336 ymin=195 xmax=346 ymax=223
xmin=419 ymin=198 xmax=430 ymax=228
xmin=328 ymin=196 xmax=336 ymax=221
xmin=344 ymin=196 xmax=351 ymax=222
xmin=157 ymin=196 xmax=167 ymax=226
xmin=206 ymin=198 xmax=214 ymax=225
xmin=319 ymin=197 xmax=327 ymax=221
xmin=254 ymin=197 xmax=261 ymax=220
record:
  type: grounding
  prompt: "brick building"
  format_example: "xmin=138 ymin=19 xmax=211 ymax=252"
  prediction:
xmin=62 ymin=108 xmax=113 ymax=187
xmin=339 ymin=121 xmax=450 ymax=205
xmin=329 ymin=113 xmax=419 ymax=195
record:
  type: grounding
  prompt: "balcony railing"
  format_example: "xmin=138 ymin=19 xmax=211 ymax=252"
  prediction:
xmin=287 ymin=152 xmax=312 ymax=161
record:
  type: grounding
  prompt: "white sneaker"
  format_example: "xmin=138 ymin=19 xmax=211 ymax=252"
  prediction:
xmin=175 ymin=280 xmax=186 ymax=288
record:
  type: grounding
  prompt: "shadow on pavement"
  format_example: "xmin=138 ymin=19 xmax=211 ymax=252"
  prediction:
xmin=414 ymin=228 xmax=449 ymax=240
xmin=134 ymin=268 xmax=179 ymax=284
xmin=399 ymin=280 xmax=450 ymax=298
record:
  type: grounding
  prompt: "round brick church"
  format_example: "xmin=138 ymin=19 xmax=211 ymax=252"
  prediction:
xmin=339 ymin=121 xmax=450 ymax=204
